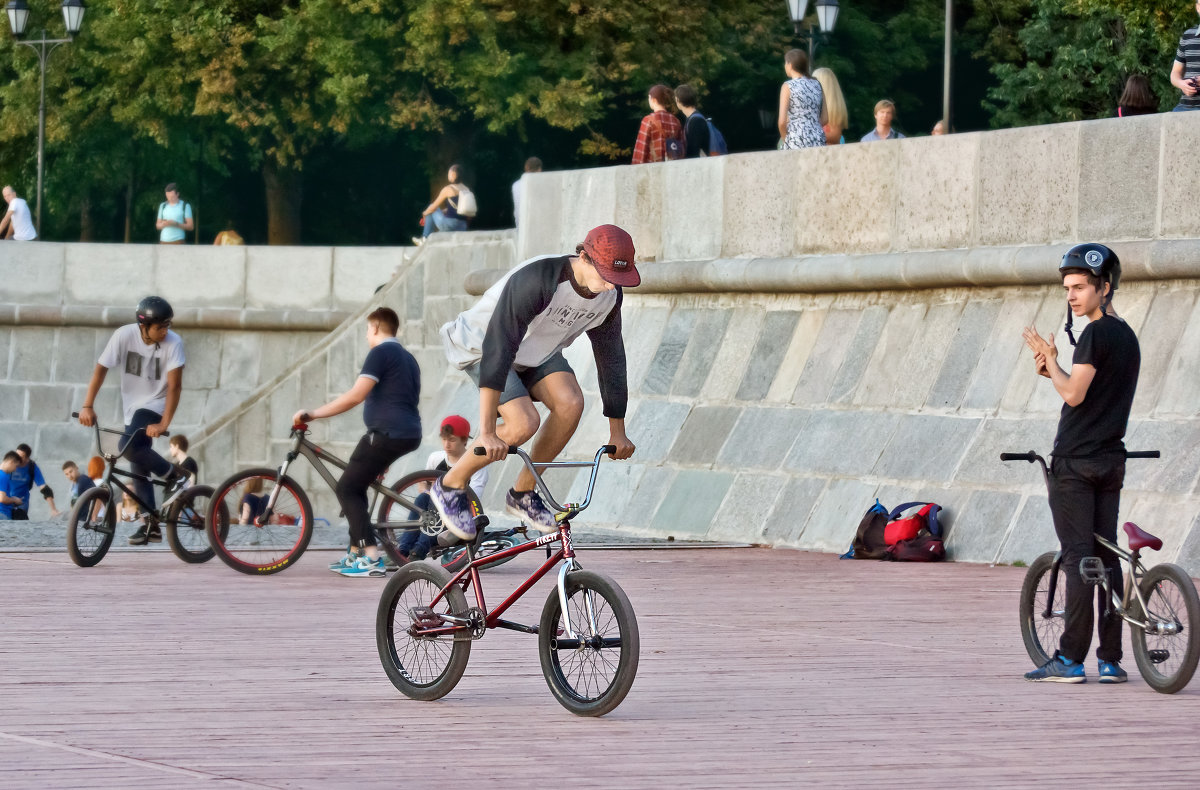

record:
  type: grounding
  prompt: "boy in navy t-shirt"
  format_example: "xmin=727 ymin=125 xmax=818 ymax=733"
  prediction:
xmin=292 ymin=307 xmax=422 ymax=577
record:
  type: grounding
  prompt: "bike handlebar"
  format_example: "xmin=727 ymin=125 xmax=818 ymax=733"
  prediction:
xmin=1000 ymin=449 xmax=1159 ymax=462
xmin=72 ymin=412 xmax=169 ymax=437
xmin=474 ymin=444 xmax=618 ymax=456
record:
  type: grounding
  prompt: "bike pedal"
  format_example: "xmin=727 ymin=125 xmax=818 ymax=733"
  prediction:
xmin=1148 ymin=649 xmax=1170 ymax=664
xmin=410 ymin=606 xmax=443 ymax=628
xmin=1079 ymin=557 xmax=1107 ymax=585
xmin=474 ymin=514 xmax=490 ymax=530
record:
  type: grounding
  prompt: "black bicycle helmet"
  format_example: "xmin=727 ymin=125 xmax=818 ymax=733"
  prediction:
xmin=1058 ymin=243 xmax=1120 ymax=345
xmin=136 ymin=296 xmax=174 ymax=326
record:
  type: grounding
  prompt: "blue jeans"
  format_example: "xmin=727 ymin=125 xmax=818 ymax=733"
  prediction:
xmin=119 ymin=408 xmax=173 ymax=511
xmin=422 ymin=209 xmax=469 ymax=238
xmin=397 ymin=492 xmax=436 ymax=558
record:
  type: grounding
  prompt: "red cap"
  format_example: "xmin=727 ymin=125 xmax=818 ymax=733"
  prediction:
xmin=440 ymin=415 xmax=471 ymax=439
xmin=581 ymin=224 xmax=640 ymax=287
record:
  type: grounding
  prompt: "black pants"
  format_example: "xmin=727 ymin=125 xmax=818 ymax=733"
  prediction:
xmin=1047 ymin=455 xmax=1126 ymax=664
xmin=120 ymin=408 xmax=174 ymax=511
xmin=335 ymin=432 xmax=420 ymax=548
xmin=11 ymin=507 xmax=28 ymax=520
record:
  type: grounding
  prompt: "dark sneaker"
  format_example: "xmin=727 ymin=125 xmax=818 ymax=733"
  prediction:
xmin=148 ymin=525 xmax=162 ymax=543
xmin=1025 ymin=656 xmax=1086 ymax=683
xmin=1098 ymin=660 xmax=1128 ymax=683
xmin=128 ymin=525 xmax=150 ymax=546
xmin=431 ymin=478 xmax=477 ymax=541
xmin=505 ymin=489 xmax=557 ymax=531
xmin=160 ymin=469 xmax=190 ymax=510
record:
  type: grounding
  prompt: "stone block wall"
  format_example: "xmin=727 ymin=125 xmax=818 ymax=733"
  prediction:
xmin=0 ymin=243 xmax=406 ymax=498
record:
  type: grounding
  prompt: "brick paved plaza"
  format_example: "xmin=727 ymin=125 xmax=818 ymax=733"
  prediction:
xmin=3 ymin=547 xmax=1200 ymax=788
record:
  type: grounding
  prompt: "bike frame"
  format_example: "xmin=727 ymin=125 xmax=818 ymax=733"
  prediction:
xmin=86 ymin=423 xmax=171 ymax=525
xmin=1007 ymin=449 xmax=1167 ymax=633
xmin=264 ymin=426 xmax=428 ymax=532
xmin=412 ymin=445 xmax=615 ymax=642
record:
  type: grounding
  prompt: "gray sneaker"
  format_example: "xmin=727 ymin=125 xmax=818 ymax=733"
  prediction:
xmin=431 ymin=478 xmax=477 ymax=541
xmin=505 ymin=489 xmax=557 ymax=531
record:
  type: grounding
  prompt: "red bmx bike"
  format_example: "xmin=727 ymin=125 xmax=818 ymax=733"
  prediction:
xmin=375 ymin=444 xmax=640 ymax=716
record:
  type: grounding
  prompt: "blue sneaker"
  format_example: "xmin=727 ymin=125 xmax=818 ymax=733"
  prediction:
xmin=431 ymin=479 xmax=477 ymax=541
xmin=338 ymin=555 xmax=386 ymax=578
xmin=328 ymin=550 xmax=356 ymax=573
xmin=1098 ymin=660 xmax=1128 ymax=683
xmin=505 ymin=489 xmax=557 ymax=531
xmin=1025 ymin=656 xmax=1086 ymax=683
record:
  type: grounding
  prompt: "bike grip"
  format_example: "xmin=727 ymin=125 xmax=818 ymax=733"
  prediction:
xmin=999 ymin=452 xmax=1035 ymax=462
xmin=71 ymin=411 xmax=79 ymax=418
xmin=473 ymin=445 xmax=520 ymax=455
xmin=1127 ymin=450 xmax=1160 ymax=459
xmin=602 ymin=444 xmax=618 ymax=455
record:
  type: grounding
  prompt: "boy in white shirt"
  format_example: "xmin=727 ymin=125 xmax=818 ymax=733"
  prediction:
xmin=398 ymin=415 xmax=490 ymax=561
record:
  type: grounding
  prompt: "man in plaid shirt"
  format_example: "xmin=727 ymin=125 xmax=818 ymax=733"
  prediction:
xmin=632 ymin=85 xmax=684 ymax=164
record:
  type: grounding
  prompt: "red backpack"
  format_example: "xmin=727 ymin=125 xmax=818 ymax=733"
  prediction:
xmin=883 ymin=502 xmax=946 ymax=562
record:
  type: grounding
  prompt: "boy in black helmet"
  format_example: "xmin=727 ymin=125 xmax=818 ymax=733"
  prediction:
xmin=1021 ymin=243 xmax=1141 ymax=683
xmin=78 ymin=296 xmax=190 ymax=545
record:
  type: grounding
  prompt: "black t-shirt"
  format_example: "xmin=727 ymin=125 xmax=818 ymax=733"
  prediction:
xmin=683 ymin=112 xmax=711 ymax=158
xmin=179 ymin=457 xmax=198 ymax=480
xmin=360 ymin=338 xmax=422 ymax=439
xmin=1052 ymin=315 xmax=1140 ymax=458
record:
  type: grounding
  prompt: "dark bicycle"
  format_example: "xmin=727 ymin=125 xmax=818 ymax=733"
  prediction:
xmin=205 ymin=422 xmax=485 ymax=575
xmin=376 ymin=444 xmax=640 ymax=716
xmin=1002 ymin=449 xmax=1200 ymax=693
xmin=66 ymin=412 xmax=215 ymax=567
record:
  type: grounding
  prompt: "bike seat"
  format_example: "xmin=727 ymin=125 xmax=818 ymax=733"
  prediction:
xmin=1123 ymin=522 xmax=1162 ymax=552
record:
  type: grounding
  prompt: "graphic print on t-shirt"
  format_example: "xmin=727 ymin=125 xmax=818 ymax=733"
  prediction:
xmin=549 ymin=305 xmax=600 ymax=329
xmin=123 ymin=352 xmax=162 ymax=381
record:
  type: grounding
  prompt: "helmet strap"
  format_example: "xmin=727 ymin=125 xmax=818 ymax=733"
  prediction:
xmin=1064 ymin=306 xmax=1077 ymax=346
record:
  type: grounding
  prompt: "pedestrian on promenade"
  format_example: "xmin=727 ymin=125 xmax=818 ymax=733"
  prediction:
xmin=778 ymin=49 xmax=826 ymax=150
xmin=62 ymin=460 xmax=95 ymax=506
xmin=1021 ymin=244 xmax=1139 ymax=684
xmin=396 ymin=415 xmax=491 ymax=562
xmin=77 ymin=296 xmax=190 ymax=545
xmin=1170 ymin=2 xmax=1200 ymax=112
xmin=292 ymin=307 xmax=422 ymax=578
xmin=632 ymin=85 xmax=684 ymax=164
xmin=512 ymin=157 xmax=542 ymax=227
xmin=432 ymin=224 xmax=638 ymax=541
xmin=0 ymin=452 xmax=24 ymax=519
xmin=860 ymin=99 xmax=905 ymax=142
xmin=813 ymin=68 xmax=848 ymax=145
xmin=156 ymin=183 xmax=193 ymax=244
xmin=1117 ymin=74 xmax=1157 ymax=116
xmin=0 ymin=186 xmax=37 ymax=241
xmin=415 ymin=164 xmax=473 ymax=245
xmin=674 ymin=84 xmax=711 ymax=158
xmin=10 ymin=443 xmax=58 ymax=519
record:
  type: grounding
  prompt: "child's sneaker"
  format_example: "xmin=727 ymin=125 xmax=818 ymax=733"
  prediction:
xmin=1025 ymin=655 xmax=1086 ymax=683
xmin=128 ymin=524 xmax=150 ymax=545
xmin=505 ymin=489 xmax=557 ymax=531
xmin=431 ymin=478 xmax=477 ymax=541
xmin=1098 ymin=660 xmax=1128 ymax=683
xmin=338 ymin=555 xmax=386 ymax=578
xmin=328 ymin=551 xmax=356 ymax=573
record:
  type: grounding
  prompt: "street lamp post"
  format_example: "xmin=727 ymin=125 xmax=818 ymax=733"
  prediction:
xmin=786 ymin=0 xmax=840 ymax=65
xmin=4 ymin=0 xmax=86 ymax=235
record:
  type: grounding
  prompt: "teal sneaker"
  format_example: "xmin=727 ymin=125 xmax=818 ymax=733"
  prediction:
xmin=339 ymin=555 xmax=386 ymax=578
xmin=328 ymin=551 xmax=356 ymax=573
xmin=1025 ymin=656 xmax=1086 ymax=683
xmin=1098 ymin=660 xmax=1128 ymax=683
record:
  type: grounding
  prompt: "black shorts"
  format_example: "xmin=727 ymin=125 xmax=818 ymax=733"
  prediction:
xmin=467 ymin=352 xmax=575 ymax=405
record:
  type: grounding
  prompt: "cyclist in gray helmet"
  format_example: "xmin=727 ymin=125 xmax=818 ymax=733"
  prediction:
xmin=78 ymin=296 xmax=190 ymax=545
xmin=1020 ymin=243 xmax=1140 ymax=684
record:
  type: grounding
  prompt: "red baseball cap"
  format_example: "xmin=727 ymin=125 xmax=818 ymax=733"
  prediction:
xmin=580 ymin=224 xmax=640 ymax=287
xmin=440 ymin=415 xmax=471 ymax=439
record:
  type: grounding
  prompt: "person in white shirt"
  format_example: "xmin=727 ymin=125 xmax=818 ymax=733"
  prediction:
xmin=156 ymin=182 xmax=194 ymax=244
xmin=511 ymin=156 xmax=542 ymax=227
xmin=0 ymin=186 xmax=38 ymax=241
xmin=398 ymin=415 xmax=490 ymax=561
xmin=77 ymin=296 xmax=190 ymax=545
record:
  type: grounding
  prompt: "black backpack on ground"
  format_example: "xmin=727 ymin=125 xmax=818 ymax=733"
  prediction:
xmin=841 ymin=500 xmax=889 ymax=560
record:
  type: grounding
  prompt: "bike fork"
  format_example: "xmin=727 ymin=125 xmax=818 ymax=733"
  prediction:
xmin=556 ymin=558 xmax=584 ymax=639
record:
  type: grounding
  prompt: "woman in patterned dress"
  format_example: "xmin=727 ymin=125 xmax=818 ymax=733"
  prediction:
xmin=777 ymin=49 xmax=826 ymax=150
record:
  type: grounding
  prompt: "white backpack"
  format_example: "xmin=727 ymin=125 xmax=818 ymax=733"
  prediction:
xmin=454 ymin=185 xmax=477 ymax=217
